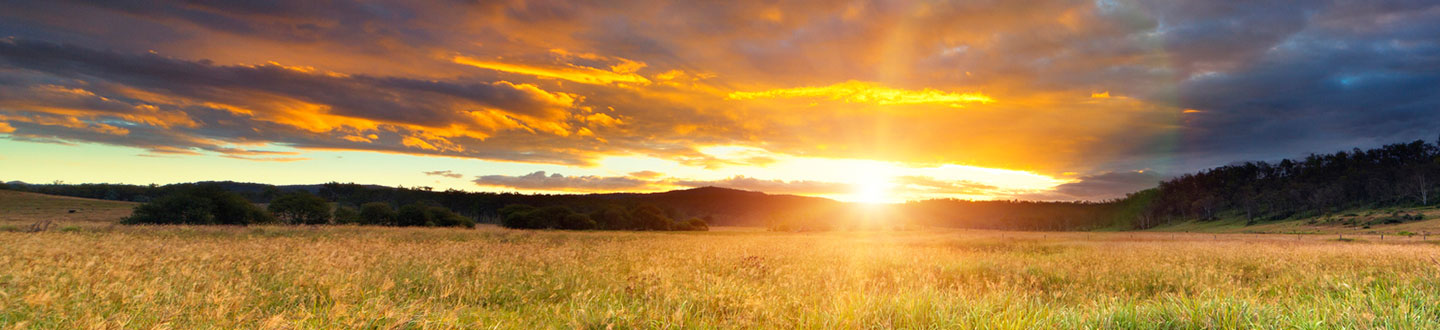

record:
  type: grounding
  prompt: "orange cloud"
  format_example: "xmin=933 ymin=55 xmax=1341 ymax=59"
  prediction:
xmin=728 ymin=81 xmax=994 ymax=107
xmin=453 ymin=55 xmax=651 ymax=85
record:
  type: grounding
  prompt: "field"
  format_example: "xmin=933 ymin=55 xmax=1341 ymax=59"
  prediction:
xmin=3 ymin=192 xmax=1440 ymax=328
xmin=2 ymin=225 xmax=1439 ymax=329
xmin=0 ymin=190 xmax=135 ymax=229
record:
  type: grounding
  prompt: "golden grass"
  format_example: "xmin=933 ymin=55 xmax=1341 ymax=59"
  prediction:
xmin=0 ymin=190 xmax=135 ymax=228
xmin=3 ymin=226 xmax=1439 ymax=329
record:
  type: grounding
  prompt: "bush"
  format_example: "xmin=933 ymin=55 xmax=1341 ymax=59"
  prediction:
xmin=391 ymin=202 xmax=473 ymax=228
xmin=333 ymin=205 xmax=360 ymax=224
xmin=396 ymin=204 xmax=429 ymax=227
xmin=675 ymin=217 xmax=709 ymax=231
xmin=123 ymin=184 xmax=272 ymax=225
xmin=630 ymin=204 xmax=672 ymax=231
xmin=426 ymin=206 xmax=476 ymax=228
xmin=560 ymin=213 xmax=597 ymax=230
xmin=268 ymin=191 xmax=331 ymax=225
xmin=500 ymin=204 xmax=595 ymax=230
xmin=590 ymin=205 xmax=632 ymax=230
xmin=359 ymin=202 xmax=396 ymax=226
xmin=499 ymin=204 xmax=540 ymax=229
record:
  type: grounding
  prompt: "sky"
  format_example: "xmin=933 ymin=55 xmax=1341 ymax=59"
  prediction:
xmin=1 ymin=0 xmax=1437 ymax=203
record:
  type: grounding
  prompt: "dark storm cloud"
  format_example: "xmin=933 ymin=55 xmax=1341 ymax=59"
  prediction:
xmin=1128 ymin=0 xmax=1440 ymax=172
xmin=0 ymin=38 xmax=598 ymax=163
xmin=1016 ymin=171 xmax=1169 ymax=202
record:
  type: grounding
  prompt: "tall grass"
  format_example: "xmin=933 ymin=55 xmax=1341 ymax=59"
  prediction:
xmin=2 ymin=226 xmax=1438 ymax=328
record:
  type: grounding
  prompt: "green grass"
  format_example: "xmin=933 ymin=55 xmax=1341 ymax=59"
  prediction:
xmin=3 ymin=226 xmax=1439 ymax=328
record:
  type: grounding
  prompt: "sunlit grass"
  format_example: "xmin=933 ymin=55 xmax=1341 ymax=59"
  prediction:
xmin=2 ymin=226 xmax=1439 ymax=328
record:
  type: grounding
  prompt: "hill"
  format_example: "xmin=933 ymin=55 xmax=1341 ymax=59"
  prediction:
xmin=0 ymin=190 xmax=135 ymax=228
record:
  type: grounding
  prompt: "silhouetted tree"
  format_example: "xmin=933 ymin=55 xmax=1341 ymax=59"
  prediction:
xmin=590 ymin=205 xmax=632 ymax=230
xmin=122 ymin=184 xmax=272 ymax=225
xmin=333 ymin=205 xmax=360 ymax=224
xmin=269 ymin=191 xmax=331 ymax=225
xmin=358 ymin=202 xmax=396 ymax=226
xmin=630 ymin=204 xmax=672 ymax=230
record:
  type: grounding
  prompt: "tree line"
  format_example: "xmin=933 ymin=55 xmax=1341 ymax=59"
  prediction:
xmin=118 ymin=183 xmax=474 ymax=227
xmin=7 ymin=137 xmax=1438 ymax=231
xmin=1135 ymin=139 xmax=1440 ymax=228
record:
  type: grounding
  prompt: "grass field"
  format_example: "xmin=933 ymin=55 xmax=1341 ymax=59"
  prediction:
xmin=2 ymin=225 xmax=1439 ymax=329
xmin=3 ymin=192 xmax=1440 ymax=328
xmin=0 ymin=190 xmax=134 ymax=229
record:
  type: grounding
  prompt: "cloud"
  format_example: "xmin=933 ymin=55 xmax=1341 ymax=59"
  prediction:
xmin=474 ymin=171 xmax=652 ymax=191
xmin=0 ymin=38 xmax=603 ymax=163
xmin=453 ymin=51 xmax=652 ymax=86
xmin=728 ymin=80 xmax=994 ymax=107
xmin=895 ymin=176 xmax=1002 ymax=196
xmin=1016 ymin=171 xmax=1168 ymax=201
xmin=673 ymin=176 xmax=852 ymax=195
xmin=1 ymin=0 xmax=1437 ymax=201
xmin=423 ymin=170 xmax=464 ymax=179
xmin=628 ymin=170 xmax=664 ymax=179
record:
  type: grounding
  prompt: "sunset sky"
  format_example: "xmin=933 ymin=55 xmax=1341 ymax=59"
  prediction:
xmin=1 ymin=0 xmax=1437 ymax=203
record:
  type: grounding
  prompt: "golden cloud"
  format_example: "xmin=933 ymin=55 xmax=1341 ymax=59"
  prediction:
xmin=728 ymin=81 xmax=994 ymax=107
xmin=453 ymin=55 xmax=651 ymax=86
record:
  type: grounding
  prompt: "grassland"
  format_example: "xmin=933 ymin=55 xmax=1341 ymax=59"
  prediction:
xmin=1148 ymin=206 xmax=1440 ymax=236
xmin=1 ymin=225 xmax=1438 ymax=329
xmin=3 ymin=192 xmax=1440 ymax=328
xmin=0 ymin=190 xmax=134 ymax=229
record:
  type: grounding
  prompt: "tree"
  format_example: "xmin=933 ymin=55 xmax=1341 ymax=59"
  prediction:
xmin=674 ymin=217 xmax=709 ymax=231
xmin=590 ymin=205 xmax=632 ymax=230
xmin=499 ymin=204 xmax=540 ymax=229
xmin=559 ymin=213 xmax=597 ymax=230
xmin=426 ymin=206 xmax=475 ymax=228
xmin=122 ymin=183 xmax=272 ymax=225
xmin=333 ymin=205 xmax=360 ymax=224
xmin=396 ymin=203 xmax=429 ymax=227
xmin=268 ymin=191 xmax=331 ymax=225
xmin=630 ymin=204 xmax=672 ymax=230
xmin=123 ymin=194 xmax=214 ymax=225
xmin=358 ymin=202 xmax=397 ymax=226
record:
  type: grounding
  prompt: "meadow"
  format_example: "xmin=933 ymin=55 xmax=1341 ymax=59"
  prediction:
xmin=3 ymin=225 xmax=1440 ymax=329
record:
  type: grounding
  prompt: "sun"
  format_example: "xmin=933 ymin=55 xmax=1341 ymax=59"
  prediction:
xmin=851 ymin=176 xmax=894 ymax=204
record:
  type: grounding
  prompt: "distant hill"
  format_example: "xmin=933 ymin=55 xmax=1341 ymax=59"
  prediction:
xmin=4 ymin=138 xmax=1436 ymax=231
xmin=0 ymin=189 xmax=135 ymax=226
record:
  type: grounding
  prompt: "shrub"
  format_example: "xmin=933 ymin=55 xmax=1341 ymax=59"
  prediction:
xmin=268 ymin=191 xmax=331 ymax=225
xmin=677 ymin=217 xmax=709 ymax=231
xmin=358 ymin=202 xmax=397 ymax=226
xmin=59 ymin=225 xmax=82 ymax=232
xmin=390 ymin=202 xmax=473 ymax=228
xmin=559 ymin=213 xmax=597 ymax=230
xmin=500 ymin=204 xmax=594 ymax=230
xmin=123 ymin=184 xmax=272 ymax=225
xmin=333 ymin=205 xmax=360 ymax=224
xmin=426 ymin=206 xmax=475 ymax=228
xmin=590 ymin=205 xmax=632 ymax=230
xmin=396 ymin=204 xmax=429 ymax=227
xmin=499 ymin=204 xmax=540 ymax=229
xmin=630 ymin=204 xmax=672 ymax=231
